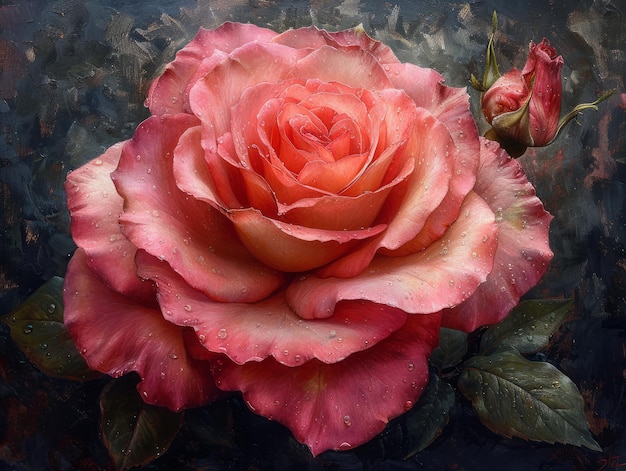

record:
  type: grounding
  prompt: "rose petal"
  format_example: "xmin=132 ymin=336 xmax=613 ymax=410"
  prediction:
xmin=273 ymin=26 xmax=400 ymax=73
xmin=442 ymin=139 xmax=553 ymax=331
xmin=189 ymin=41 xmax=311 ymax=144
xmin=524 ymin=40 xmax=563 ymax=146
xmin=112 ymin=115 xmax=284 ymax=302
xmin=64 ymin=143 xmax=154 ymax=303
xmin=287 ymin=191 xmax=498 ymax=319
xmin=212 ymin=313 xmax=441 ymax=456
xmin=146 ymin=22 xmax=278 ymax=115
xmin=287 ymin=44 xmax=394 ymax=90
xmin=63 ymin=249 xmax=219 ymax=411
xmin=383 ymin=66 xmax=481 ymax=254
xmin=319 ymin=108 xmax=457 ymax=278
xmin=135 ymin=250 xmax=409 ymax=367
xmin=229 ymin=208 xmax=387 ymax=272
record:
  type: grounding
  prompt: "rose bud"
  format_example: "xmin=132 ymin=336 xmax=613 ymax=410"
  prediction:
xmin=482 ymin=38 xmax=563 ymax=148
xmin=473 ymin=12 xmax=614 ymax=156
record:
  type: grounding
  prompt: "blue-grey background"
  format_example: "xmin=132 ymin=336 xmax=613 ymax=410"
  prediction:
xmin=1 ymin=0 xmax=624 ymax=469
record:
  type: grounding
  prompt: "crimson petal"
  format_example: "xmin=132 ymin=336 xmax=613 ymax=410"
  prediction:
xmin=135 ymin=250 xmax=407 ymax=366
xmin=63 ymin=249 xmax=219 ymax=411
xmin=212 ymin=313 xmax=442 ymax=456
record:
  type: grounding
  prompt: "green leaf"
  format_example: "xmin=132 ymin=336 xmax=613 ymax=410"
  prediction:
xmin=2 ymin=276 xmax=100 ymax=380
xmin=404 ymin=374 xmax=456 ymax=457
xmin=429 ymin=327 xmax=468 ymax=370
xmin=100 ymin=374 xmax=184 ymax=470
xmin=459 ymin=348 xmax=601 ymax=451
xmin=479 ymin=299 xmax=573 ymax=355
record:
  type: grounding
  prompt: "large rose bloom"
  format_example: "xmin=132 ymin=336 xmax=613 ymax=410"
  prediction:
xmin=63 ymin=23 xmax=553 ymax=455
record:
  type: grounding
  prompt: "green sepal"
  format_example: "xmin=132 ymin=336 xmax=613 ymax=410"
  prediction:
xmin=490 ymin=94 xmax=534 ymax=146
xmin=551 ymin=89 xmax=616 ymax=144
xmin=482 ymin=11 xmax=501 ymax=90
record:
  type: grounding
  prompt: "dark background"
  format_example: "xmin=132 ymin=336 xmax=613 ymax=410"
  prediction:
xmin=1 ymin=0 xmax=625 ymax=469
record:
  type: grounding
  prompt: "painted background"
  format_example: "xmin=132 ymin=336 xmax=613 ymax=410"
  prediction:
xmin=1 ymin=0 xmax=625 ymax=469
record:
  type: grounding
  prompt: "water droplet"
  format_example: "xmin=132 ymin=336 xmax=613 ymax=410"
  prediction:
xmin=404 ymin=400 xmax=413 ymax=411
xmin=343 ymin=415 xmax=352 ymax=427
xmin=168 ymin=352 xmax=178 ymax=360
xmin=94 ymin=159 xmax=103 ymax=166
xmin=135 ymin=154 xmax=142 ymax=161
xmin=47 ymin=303 xmax=56 ymax=314
xmin=184 ymin=304 xmax=192 ymax=312
xmin=217 ymin=328 xmax=228 ymax=340
xmin=407 ymin=362 xmax=415 ymax=371
xmin=328 ymin=330 xmax=337 ymax=339
xmin=23 ymin=324 xmax=33 ymax=334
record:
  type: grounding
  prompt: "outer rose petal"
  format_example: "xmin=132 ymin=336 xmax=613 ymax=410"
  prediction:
xmin=63 ymin=249 xmax=219 ymax=411
xmin=111 ymin=115 xmax=284 ymax=303
xmin=523 ymin=39 xmax=563 ymax=146
xmin=135 ymin=250 xmax=408 ymax=366
xmin=212 ymin=313 xmax=441 ymax=456
xmin=273 ymin=26 xmax=399 ymax=67
xmin=287 ymin=44 xmax=394 ymax=91
xmin=442 ymin=139 xmax=553 ymax=332
xmin=146 ymin=22 xmax=278 ymax=115
xmin=64 ymin=143 xmax=153 ymax=302
xmin=288 ymin=191 xmax=498 ymax=319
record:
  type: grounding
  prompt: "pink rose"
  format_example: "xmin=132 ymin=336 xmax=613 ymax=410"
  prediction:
xmin=482 ymin=38 xmax=563 ymax=147
xmin=63 ymin=23 xmax=553 ymax=455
